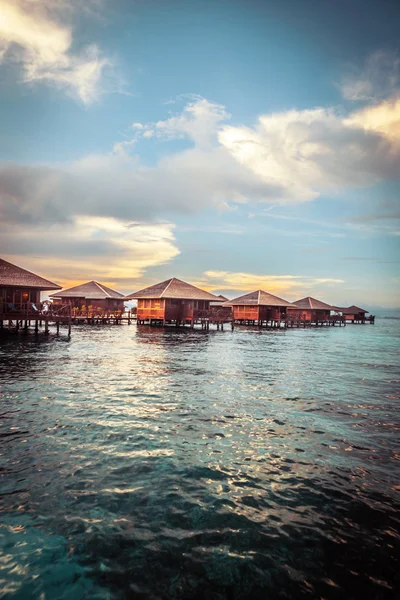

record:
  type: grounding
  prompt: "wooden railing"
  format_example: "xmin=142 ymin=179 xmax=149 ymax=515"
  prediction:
xmin=0 ymin=302 xmax=72 ymax=318
xmin=71 ymin=307 xmax=132 ymax=319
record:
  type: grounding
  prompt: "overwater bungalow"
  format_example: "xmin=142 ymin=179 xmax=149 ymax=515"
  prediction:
xmin=287 ymin=296 xmax=335 ymax=322
xmin=337 ymin=305 xmax=374 ymax=324
xmin=50 ymin=281 xmax=125 ymax=312
xmin=0 ymin=258 xmax=72 ymax=334
xmin=124 ymin=278 xmax=225 ymax=326
xmin=0 ymin=257 xmax=61 ymax=312
xmin=224 ymin=290 xmax=294 ymax=326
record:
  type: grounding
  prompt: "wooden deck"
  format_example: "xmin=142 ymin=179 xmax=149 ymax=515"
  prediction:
xmin=343 ymin=316 xmax=375 ymax=324
xmin=70 ymin=308 xmax=135 ymax=325
xmin=0 ymin=302 xmax=72 ymax=335
xmin=137 ymin=307 xmax=233 ymax=328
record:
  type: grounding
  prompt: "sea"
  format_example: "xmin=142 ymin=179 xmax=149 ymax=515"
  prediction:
xmin=0 ymin=319 xmax=399 ymax=600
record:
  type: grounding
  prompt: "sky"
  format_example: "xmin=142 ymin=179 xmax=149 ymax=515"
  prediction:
xmin=0 ymin=0 xmax=399 ymax=309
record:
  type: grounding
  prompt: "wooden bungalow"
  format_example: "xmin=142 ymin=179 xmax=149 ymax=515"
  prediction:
xmin=50 ymin=281 xmax=125 ymax=312
xmin=337 ymin=305 xmax=373 ymax=323
xmin=0 ymin=257 xmax=61 ymax=312
xmin=0 ymin=258 xmax=72 ymax=334
xmin=124 ymin=278 xmax=224 ymax=326
xmin=224 ymin=290 xmax=294 ymax=326
xmin=287 ymin=296 xmax=335 ymax=322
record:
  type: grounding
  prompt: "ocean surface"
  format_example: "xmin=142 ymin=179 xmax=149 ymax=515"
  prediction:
xmin=0 ymin=320 xmax=399 ymax=600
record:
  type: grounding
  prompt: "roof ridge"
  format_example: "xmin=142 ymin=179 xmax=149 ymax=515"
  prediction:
xmin=160 ymin=278 xmax=174 ymax=298
xmin=94 ymin=281 xmax=112 ymax=298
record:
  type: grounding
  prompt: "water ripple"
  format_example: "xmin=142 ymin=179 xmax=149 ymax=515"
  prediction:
xmin=0 ymin=321 xmax=399 ymax=598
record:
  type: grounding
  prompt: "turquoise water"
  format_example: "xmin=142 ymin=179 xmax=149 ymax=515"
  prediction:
xmin=0 ymin=321 xmax=399 ymax=599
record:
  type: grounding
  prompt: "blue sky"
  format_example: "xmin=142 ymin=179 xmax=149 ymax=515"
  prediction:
xmin=0 ymin=0 xmax=399 ymax=308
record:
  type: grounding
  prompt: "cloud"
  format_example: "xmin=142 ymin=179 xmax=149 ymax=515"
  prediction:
xmin=2 ymin=93 xmax=400 ymax=233
xmin=336 ymin=207 xmax=400 ymax=236
xmin=146 ymin=97 xmax=230 ymax=149
xmin=0 ymin=0 xmax=111 ymax=104
xmin=0 ymin=217 xmax=179 ymax=290
xmin=195 ymin=270 xmax=344 ymax=298
xmin=340 ymin=50 xmax=400 ymax=102
xmin=114 ymin=97 xmax=230 ymax=155
xmin=0 ymin=143 xmax=284 ymax=227
xmin=219 ymin=105 xmax=400 ymax=203
xmin=346 ymin=97 xmax=400 ymax=141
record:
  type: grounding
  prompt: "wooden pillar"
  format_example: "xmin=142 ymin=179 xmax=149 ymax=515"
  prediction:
xmin=35 ymin=320 xmax=39 ymax=334
xmin=56 ymin=322 xmax=60 ymax=335
xmin=44 ymin=320 xmax=49 ymax=335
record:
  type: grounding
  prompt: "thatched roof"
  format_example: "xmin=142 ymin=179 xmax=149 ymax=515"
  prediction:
xmin=50 ymin=281 xmax=124 ymax=300
xmin=0 ymin=258 xmax=61 ymax=290
xmin=223 ymin=290 xmax=294 ymax=307
xmin=290 ymin=296 xmax=335 ymax=311
xmin=338 ymin=305 xmax=368 ymax=315
xmin=125 ymin=278 xmax=222 ymax=301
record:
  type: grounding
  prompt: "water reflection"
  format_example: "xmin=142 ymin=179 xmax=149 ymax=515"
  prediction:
xmin=0 ymin=322 xmax=399 ymax=599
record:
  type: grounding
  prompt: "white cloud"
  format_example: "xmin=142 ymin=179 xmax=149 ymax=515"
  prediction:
xmin=114 ymin=98 xmax=230 ymax=156
xmin=1 ymin=94 xmax=399 ymax=231
xmin=0 ymin=0 xmax=111 ymax=104
xmin=346 ymin=97 xmax=400 ymax=142
xmin=340 ymin=50 xmax=400 ymax=102
xmin=219 ymin=105 xmax=400 ymax=203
